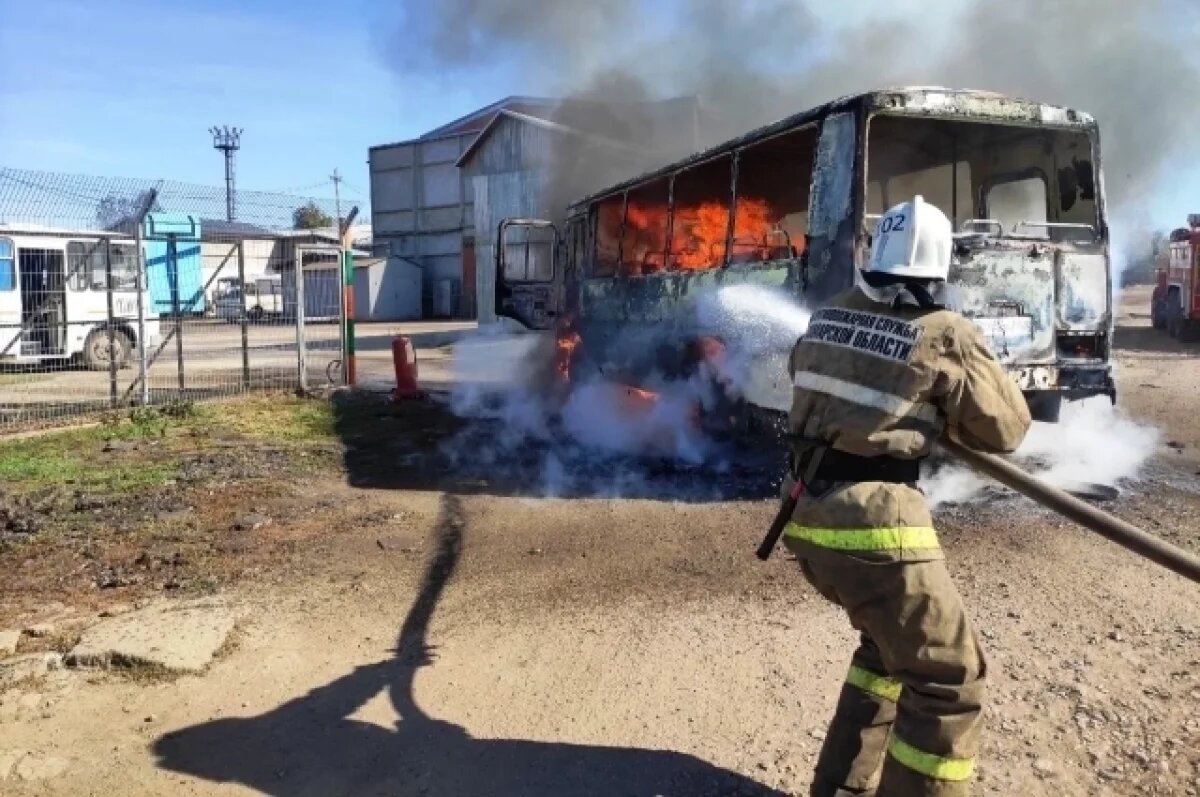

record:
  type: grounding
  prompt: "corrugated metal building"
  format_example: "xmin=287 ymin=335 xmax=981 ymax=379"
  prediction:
xmin=369 ymin=95 xmax=714 ymax=322
xmin=368 ymin=97 xmax=564 ymax=320
xmin=457 ymin=111 xmax=657 ymax=324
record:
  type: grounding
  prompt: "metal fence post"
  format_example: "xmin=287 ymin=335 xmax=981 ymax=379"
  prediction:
xmin=169 ymin=234 xmax=184 ymax=394
xmin=343 ymin=249 xmax=356 ymax=386
xmin=237 ymin=240 xmax=250 ymax=392
xmin=294 ymin=253 xmax=308 ymax=393
xmin=133 ymin=194 xmax=155 ymax=408
xmin=104 ymin=238 xmax=118 ymax=408
xmin=338 ymin=243 xmax=348 ymax=386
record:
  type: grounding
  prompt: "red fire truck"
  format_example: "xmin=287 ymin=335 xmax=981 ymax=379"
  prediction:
xmin=1151 ymin=215 xmax=1200 ymax=341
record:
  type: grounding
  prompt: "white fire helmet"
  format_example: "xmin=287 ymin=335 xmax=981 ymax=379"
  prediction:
xmin=866 ymin=195 xmax=953 ymax=281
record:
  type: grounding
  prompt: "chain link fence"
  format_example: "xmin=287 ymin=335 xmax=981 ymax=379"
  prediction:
xmin=0 ymin=167 xmax=361 ymax=431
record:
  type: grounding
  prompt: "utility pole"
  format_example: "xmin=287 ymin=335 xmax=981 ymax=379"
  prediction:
xmin=330 ymin=168 xmax=347 ymax=385
xmin=209 ymin=126 xmax=243 ymax=222
xmin=330 ymin=168 xmax=343 ymax=236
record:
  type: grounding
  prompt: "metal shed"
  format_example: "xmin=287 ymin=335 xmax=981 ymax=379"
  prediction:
xmin=354 ymin=256 xmax=422 ymax=321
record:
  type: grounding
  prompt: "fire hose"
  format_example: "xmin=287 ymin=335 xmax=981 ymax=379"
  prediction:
xmin=758 ymin=439 xmax=1200 ymax=585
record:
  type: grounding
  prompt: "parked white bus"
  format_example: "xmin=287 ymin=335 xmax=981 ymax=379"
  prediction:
xmin=213 ymin=274 xmax=284 ymax=322
xmin=0 ymin=227 xmax=161 ymax=370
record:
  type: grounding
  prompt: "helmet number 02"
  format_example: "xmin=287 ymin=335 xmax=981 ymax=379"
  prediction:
xmin=879 ymin=213 xmax=907 ymax=233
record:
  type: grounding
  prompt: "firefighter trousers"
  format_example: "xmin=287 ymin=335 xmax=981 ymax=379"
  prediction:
xmin=793 ymin=548 xmax=986 ymax=797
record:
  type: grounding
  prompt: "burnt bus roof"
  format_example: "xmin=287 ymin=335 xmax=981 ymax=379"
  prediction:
xmin=568 ymin=87 xmax=1098 ymax=212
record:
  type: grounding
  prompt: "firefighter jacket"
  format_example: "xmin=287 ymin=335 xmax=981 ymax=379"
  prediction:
xmin=782 ymin=286 xmax=1032 ymax=562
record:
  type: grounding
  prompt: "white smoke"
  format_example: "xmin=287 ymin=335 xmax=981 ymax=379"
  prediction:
xmin=448 ymin=286 xmax=1160 ymax=503
xmin=924 ymin=397 xmax=1160 ymax=507
xmin=445 ymin=285 xmax=811 ymax=493
xmin=697 ymin=284 xmax=812 ymax=351
xmin=561 ymin=380 xmax=710 ymax=464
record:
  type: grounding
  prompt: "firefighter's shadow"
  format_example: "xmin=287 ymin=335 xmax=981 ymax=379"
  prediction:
xmin=152 ymin=495 xmax=784 ymax=796
xmin=330 ymin=392 xmax=784 ymax=502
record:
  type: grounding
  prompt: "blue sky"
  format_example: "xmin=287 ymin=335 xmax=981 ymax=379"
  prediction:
xmin=0 ymin=0 xmax=506 ymax=204
xmin=1 ymin=0 xmax=1195 ymax=238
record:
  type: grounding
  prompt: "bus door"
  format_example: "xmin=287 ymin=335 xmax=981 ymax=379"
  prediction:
xmin=495 ymin=218 xmax=562 ymax=329
xmin=17 ymin=247 xmax=67 ymax=356
xmin=0 ymin=238 xmax=18 ymax=356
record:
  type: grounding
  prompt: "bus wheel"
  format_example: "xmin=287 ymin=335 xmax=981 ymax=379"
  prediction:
xmin=1151 ymin=301 xmax=1167 ymax=330
xmin=1168 ymin=313 xmax=1182 ymax=339
xmin=82 ymin=329 xmax=131 ymax=371
xmin=1179 ymin=319 xmax=1200 ymax=344
xmin=248 ymin=306 xmax=264 ymax=322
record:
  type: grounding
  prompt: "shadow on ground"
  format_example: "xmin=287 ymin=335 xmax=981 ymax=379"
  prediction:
xmin=152 ymin=495 xmax=785 ymax=796
xmin=326 ymin=391 xmax=785 ymax=503
xmin=1114 ymin=324 xmax=1200 ymax=356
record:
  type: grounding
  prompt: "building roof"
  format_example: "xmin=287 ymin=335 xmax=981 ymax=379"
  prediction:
xmin=419 ymin=95 xmax=561 ymax=140
xmin=200 ymin=218 xmax=274 ymax=239
xmin=453 ymin=109 xmax=650 ymax=169
xmin=369 ymin=96 xmax=562 ymax=151
xmin=371 ymin=94 xmax=706 ymax=153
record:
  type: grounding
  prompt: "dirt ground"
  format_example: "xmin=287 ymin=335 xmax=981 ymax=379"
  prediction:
xmin=1 ymin=284 xmax=1199 ymax=796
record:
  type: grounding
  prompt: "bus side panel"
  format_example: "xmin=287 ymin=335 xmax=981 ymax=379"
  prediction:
xmin=577 ymin=261 xmax=801 ymax=411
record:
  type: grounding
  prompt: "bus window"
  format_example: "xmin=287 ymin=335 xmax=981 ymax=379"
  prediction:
xmin=621 ymin=178 xmax=670 ymax=276
xmin=0 ymin=239 xmax=13 ymax=291
xmin=986 ymin=175 xmax=1048 ymax=238
xmin=732 ymin=124 xmax=817 ymax=264
xmin=866 ymin=114 xmax=1094 ymax=241
xmin=66 ymin=241 xmax=138 ymax=291
xmin=592 ymin=195 xmax=624 ymax=277
xmin=670 ymin=155 xmax=732 ymax=270
xmin=568 ymin=217 xmax=587 ymax=279
xmin=67 ymin=241 xmax=103 ymax=291
xmin=110 ymin=243 xmax=138 ymax=290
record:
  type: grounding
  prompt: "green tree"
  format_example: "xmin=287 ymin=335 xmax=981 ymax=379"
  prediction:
xmin=293 ymin=202 xmax=333 ymax=230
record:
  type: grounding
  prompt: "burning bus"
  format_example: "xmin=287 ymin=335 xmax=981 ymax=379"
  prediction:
xmin=495 ymin=87 xmax=1114 ymax=424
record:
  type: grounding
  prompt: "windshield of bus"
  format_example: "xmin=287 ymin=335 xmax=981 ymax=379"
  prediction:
xmin=865 ymin=115 xmax=1099 ymax=243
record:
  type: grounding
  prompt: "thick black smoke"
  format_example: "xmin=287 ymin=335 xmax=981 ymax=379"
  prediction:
xmin=389 ymin=0 xmax=1200 ymax=220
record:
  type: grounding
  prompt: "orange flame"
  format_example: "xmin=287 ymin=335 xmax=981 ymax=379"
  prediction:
xmin=618 ymin=196 xmax=800 ymax=273
xmin=556 ymin=327 xmax=581 ymax=384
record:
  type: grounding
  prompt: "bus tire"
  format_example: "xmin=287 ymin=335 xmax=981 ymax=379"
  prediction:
xmin=1179 ymin=319 xmax=1200 ymax=344
xmin=81 ymin=328 xmax=131 ymax=371
xmin=248 ymin=306 xmax=264 ymax=322
xmin=1168 ymin=312 xmax=1182 ymax=339
xmin=1151 ymin=301 xmax=1167 ymax=329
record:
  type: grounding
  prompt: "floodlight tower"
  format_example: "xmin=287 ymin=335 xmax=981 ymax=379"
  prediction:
xmin=209 ymin=126 xmax=243 ymax=221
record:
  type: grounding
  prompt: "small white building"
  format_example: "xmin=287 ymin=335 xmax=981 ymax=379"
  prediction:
xmin=354 ymin=256 xmax=422 ymax=321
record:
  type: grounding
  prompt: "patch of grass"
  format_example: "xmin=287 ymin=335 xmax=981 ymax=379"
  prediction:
xmin=206 ymin=395 xmax=336 ymax=443
xmin=1 ymin=413 xmax=180 ymax=494
xmin=0 ymin=447 xmax=83 ymax=483
xmin=0 ymin=436 xmax=177 ymax=494
xmin=0 ymin=394 xmax=337 ymax=494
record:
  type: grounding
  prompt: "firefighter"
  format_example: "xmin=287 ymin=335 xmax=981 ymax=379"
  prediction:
xmin=783 ymin=196 xmax=1032 ymax=796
